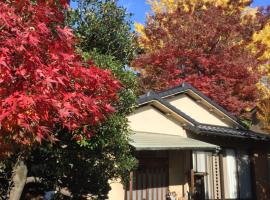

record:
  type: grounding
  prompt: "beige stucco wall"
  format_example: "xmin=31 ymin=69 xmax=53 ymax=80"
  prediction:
xmin=128 ymin=105 xmax=187 ymax=137
xmin=167 ymin=95 xmax=232 ymax=127
xmin=107 ymin=179 xmax=125 ymax=200
xmin=169 ymin=151 xmax=190 ymax=200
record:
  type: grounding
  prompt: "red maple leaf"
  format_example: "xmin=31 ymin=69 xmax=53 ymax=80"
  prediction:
xmin=0 ymin=0 xmax=121 ymax=155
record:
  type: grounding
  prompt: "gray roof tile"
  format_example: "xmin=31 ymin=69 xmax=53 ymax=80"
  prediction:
xmin=186 ymin=124 xmax=270 ymax=141
xmin=136 ymin=83 xmax=270 ymax=142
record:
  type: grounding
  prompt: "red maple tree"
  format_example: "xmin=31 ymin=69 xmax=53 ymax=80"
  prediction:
xmin=133 ymin=2 xmax=269 ymax=116
xmin=0 ymin=0 xmax=121 ymax=154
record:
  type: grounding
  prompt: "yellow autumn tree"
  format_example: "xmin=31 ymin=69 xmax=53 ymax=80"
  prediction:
xmin=147 ymin=0 xmax=250 ymax=13
xmin=249 ymin=14 xmax=270 ymax=132
xmin=135 ymin=0 xmax=251 ymax=50
xmin=257 ymin=95 xmax=270 ymax=132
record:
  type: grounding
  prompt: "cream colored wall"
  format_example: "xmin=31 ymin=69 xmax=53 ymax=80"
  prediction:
xmin=107 ymin=179 xmax=125 ymax=200
xmin=128 ymin=105 xmax=187 ymax=137
xmin=167 ymin=95 xmax=232 ymax=127
xmin=169 ymin=151 xmax=190 ymax=200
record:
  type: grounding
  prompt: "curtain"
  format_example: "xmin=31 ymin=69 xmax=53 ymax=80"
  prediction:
xmin=225 ymin=149 xmax=238 ymax=199
xmin=238 ymin=151 xmax=252 ymax=199
xmin=193 ymin=151 xmax=206 ymax=173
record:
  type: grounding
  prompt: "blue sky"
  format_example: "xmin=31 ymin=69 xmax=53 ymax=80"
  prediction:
xmin=71 ymin=0 xmax=270 ymax=25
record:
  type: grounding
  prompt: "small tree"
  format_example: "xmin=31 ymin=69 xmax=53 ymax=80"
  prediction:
xmin=0 ymin=0 xmax=120 ymax=199
xmin=67 ymin=0 xmax=137 ymax=64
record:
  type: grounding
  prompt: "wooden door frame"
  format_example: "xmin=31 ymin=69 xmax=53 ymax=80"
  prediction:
xmin=125 ymin=154 xmax=169 ymax=200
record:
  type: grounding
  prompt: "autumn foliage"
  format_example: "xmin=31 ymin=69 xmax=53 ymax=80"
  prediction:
xmin=0 ymin=0 xmax=121 ymax=153
xmin=133 ymin=1 xmax=270 ymax=116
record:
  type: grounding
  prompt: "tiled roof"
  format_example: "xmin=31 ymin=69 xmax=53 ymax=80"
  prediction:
xmin=136 ymin=83 xmax=270 ymax=142
xmin=185 ymin=124 xmax=270 ymax=141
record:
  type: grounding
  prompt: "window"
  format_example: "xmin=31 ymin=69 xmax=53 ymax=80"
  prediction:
xmin=238 ymin=151 xmax=252 ymax=199
xmin=224 ymin=149 xmax=238 ymax=199
xmin=222 ymin=149 xmax=253 ymax=199
xmin=193 ymin=151 xmax=220 ymax=199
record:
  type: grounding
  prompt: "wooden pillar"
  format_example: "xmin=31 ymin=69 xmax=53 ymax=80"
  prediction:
xmin=251 ymin=149 xmax=270 ymax=200
xmin=218 ymin=153 xmax=225 ymax=200
xmin=130 ymin=171 xmax=133 ymax=200
xmin=190 ymin=169 xmax=195 ymax=194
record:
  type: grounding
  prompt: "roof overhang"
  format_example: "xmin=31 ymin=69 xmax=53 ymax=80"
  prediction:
xmin=186 ymin=124 xmax=270 ymax=141
xmin=129 ymin=131 xmax=219 ymax=151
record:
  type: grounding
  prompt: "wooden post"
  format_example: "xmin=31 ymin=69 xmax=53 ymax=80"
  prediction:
xmin=218 ymin=153 xmax=225 ymax=200
xmin=190 ymin=169 xmax=195 ymax=194
xmin=152 ymin=169 xmax=154 ymax=200
xmin=130 ymin=171 xmax=133 ymax=200
xmin=146 ymin=169 xmax=148 ymax=200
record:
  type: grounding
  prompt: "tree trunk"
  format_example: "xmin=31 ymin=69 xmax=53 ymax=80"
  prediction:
xmin=8 ymin=159 xmax=28 ymax=200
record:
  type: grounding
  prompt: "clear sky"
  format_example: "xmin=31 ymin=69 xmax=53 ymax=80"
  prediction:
xmin=71 ymin=0 xmax=270 ymax=25
xmin=118 ymin=0 xmax=270 ymax=25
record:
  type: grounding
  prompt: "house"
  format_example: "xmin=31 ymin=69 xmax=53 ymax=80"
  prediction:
xmin=108 ymin=83 xmax=270 ymax=200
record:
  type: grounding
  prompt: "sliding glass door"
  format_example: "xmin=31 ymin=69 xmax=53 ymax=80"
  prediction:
xmin=238 ymin=151 xmax=252 ymax=199
xmin=222 ymin=149 xmax=253 ymax=199
xmin=193 ymin=149 xmax=253 ymax=200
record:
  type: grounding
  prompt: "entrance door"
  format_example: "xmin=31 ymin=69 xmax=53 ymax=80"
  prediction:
xmin=193 ymin=174 xmax=205 ymax=200
xmin=125 ymin=157 xmax=168 ymax=200
xmin=190 ymin=170 xmax=206 ymax=200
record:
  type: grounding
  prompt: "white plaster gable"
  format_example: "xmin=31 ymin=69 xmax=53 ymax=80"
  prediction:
xmin=128 ymin=105 xmax=187 ymax=137
xmin=165 ymin=94 xmax=233 ymax=127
